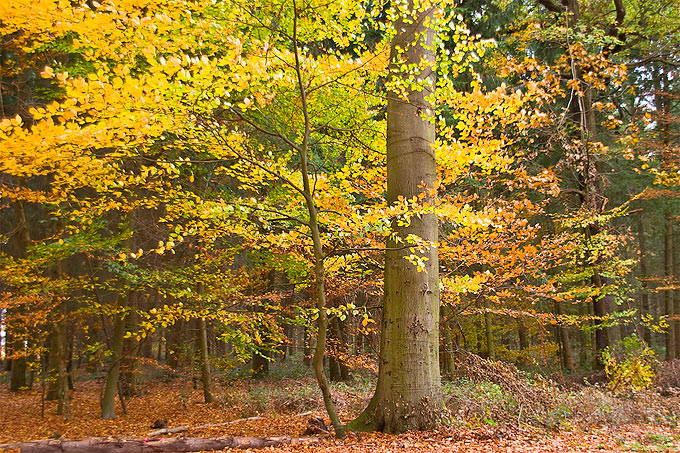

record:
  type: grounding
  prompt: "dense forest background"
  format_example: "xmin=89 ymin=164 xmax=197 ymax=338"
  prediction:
xmin=1 ymin=0 xmax=680 ymax=447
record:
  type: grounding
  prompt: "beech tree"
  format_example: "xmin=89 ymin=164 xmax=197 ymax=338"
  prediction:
xmin=350 ymin=1 xmax=443 ymax=432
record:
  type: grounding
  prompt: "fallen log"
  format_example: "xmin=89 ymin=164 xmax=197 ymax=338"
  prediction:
xmin=0 ymin=435 xmax=319 ymax=453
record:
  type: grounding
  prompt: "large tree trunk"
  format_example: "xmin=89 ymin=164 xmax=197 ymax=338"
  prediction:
xmin=0 ymin=435 xmax=318 ymax=453
xmin=349 ymin=1 xmax=442 ymax=433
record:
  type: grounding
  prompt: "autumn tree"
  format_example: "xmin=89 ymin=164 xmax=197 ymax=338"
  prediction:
xmin=348 ymin=0 xmax=444 ymax=432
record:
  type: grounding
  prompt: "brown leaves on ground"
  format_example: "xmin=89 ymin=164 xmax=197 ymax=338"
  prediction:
xmin=1 ymin=379 xmax=678 ymax=452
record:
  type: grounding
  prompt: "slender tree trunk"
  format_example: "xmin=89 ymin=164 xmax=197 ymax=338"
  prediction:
xmin=592 ymin=270 xmax=611 ymax=365
xmin=484 ymin=302 xmax=495 ymax=360
xmin=165 ymin=319 xmax=183 ymax=369
xmin=637 ymin=214 xmax=653 ymax=345
xmin=120 ymin=295 xmax=140 ymax=398
xmin=45 ymin=331 xmax=60 ymax=400
xmin=349 ymin=2 xmax=442 ymax=433
xmin=548 ymin=0 xmax=612 ymax=367
xmin=673 ymin=221 xmax=680 ymax=359
xmin=54 ymin=317 xmax=71 ymax=420
xmin=9 ymin=201 xmax=31 ymax=392
xmin=555 ymin=301 xmax=576 ymax=372
xmin=197 ymin=316 xmax=214 ymax=403
xmin=665 ymin=212 xmax=675 ymax=360
xmin=579 ymin=301 xmax=591 ymax=369
xmin=329 ymin=317 xmax=349 ymax=382
xmin=101 ymin=312 xmax=126 ymax=419
xmin=290 ymin=0 xmax=343 ymax=436
xmin=441 ymin=304 xmax=456 ymax=377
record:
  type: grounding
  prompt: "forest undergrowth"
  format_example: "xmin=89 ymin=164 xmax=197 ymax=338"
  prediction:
xmin=1 ymin=355 xmax=678 ymax=452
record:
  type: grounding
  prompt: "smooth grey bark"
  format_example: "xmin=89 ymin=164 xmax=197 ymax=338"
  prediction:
xmin=349 ymin=1 xmax=443 ymax=433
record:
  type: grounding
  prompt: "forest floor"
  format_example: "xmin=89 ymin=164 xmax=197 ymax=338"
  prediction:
xmin=1 ymin=362 xmax=679 ymax=452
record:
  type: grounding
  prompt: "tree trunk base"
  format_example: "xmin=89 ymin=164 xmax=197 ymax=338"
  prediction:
xmin=0 ymin=435 xmax=319 ymax=453
xmin=347 ymin=392 xmax=442 ymax=434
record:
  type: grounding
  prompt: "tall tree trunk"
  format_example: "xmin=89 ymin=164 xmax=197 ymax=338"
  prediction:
xmin=120 ymin=294 xmax=140 ymax=398
xmin=9 ymin=201 xmax=31 ymax=392
xmin=101 ymin=312 xmax=126 ymax=419
xmin=335 ymin=318 xmax=350 ymax=381
xmin=441 ymin=304 xmax=456 ymax=377
xmin=165 ymin=319 xmax=183 ymax=369
xmin=673 ymin=220 xmax=680 ymax=359
xmin=539 ymin=0 xmax=613 ymax=367
xmin=54 ymin=316 xmax=71 ymax=420
xmin=484 ymin=302 xmax=495 ymax=361
xmin=591 ymin=271 xmax=611 ymax=365
xmin=665 ymin=212 xmax=675 ymax=360
xmin=637 ymin=214 xmax=653 ymax=345
xmin=555 ymin=301 xmax=576 ymax=372
xmin=288 ymin=0 xmax=343 ymax=436
xmin=197 ymin=316 xmax=214 ymax=403
xmin=349 ymin=2 xmax=442 ymax=433
xmin=579 ymin=300 xmax=592 ymax=369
